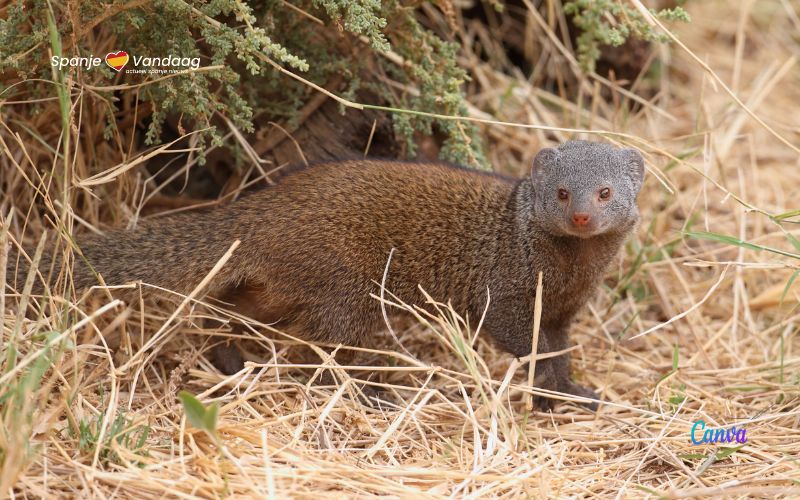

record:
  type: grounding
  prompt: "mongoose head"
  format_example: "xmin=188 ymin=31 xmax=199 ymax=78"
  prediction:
xmin=530 ymin=140 xmax=645 ymax=238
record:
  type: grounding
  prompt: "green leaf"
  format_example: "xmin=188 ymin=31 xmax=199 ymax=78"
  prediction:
xmin=656 ymin=347 xmax=681 ymax=386
xmin=178 ymin=391 xmax=216 ymax=434
xmin=773 ymin=208 xmax=800 ymax=222
xmin=787 ymin=233 xmax=800 ymax=253
xmin=685 ymin=231 xmax=800 ymax=260
xmin=672 ymin=345 xmax=679 ymax=371
xmin=780 ymin=269 xmax=800 ymax=306
xmin=668 ymin=392 xmax=686 ymax=406
xmin=633 ymin=484 xmax=664 ymax=496
xmin=617 ymin=311 xmax=640 ymax=341
xmin=135 ymin=426 xmax=151 ymax=450
xmin=204 ymin=402 xmax=220 ymax=434
xmin=685 ymin=231 xmax=763 ymax=252
xmin=678 ymin=453 xmax=707 ymax=460
xmin=716 ymin=445 xmax=744 ymax=460
xmin=725 ymin=385 xmax=770 ymax=392
xmin=778 ymin=331 xmax=786 ymax=385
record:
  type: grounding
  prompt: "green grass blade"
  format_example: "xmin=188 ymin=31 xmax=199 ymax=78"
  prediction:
xmin=780 ymin=269 xmax=800 ymax=307
xmin=685 ymin=231 xmax=800 ymax=260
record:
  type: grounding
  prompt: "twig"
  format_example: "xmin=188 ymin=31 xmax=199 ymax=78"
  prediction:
xmin=527 ymin=271 xmax=543 ymax=411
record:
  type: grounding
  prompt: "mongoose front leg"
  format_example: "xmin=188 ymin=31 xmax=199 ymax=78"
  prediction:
xmin=540 ymin=326 xmax=599 ymax=410
xmin=484 ymin=298 xmax=598 ymax=410
xmin=526 ymin=329 xmax=599 ymax=411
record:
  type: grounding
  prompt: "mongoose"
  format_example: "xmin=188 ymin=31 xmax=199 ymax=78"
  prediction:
xmin=6 ymin=140 xmax=645 ymax=409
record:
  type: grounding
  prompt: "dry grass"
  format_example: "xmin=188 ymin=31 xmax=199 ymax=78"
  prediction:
xmin=2 ymin=1 xmax=800 ymax=497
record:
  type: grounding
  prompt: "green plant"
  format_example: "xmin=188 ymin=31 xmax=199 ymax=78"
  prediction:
xmin=685 ymin=228 xmax=800 ymax=303
xmin=564 ymin=0 xmax=691 ymax=73
xmin=0 ymin=0 xmax=486 ymax=167
xmin=74 ymin=412 xmax=151 ymax=465
xmin=0 ymin=329 xmax=70 ymax=490
xmin=179 ymin=390 xmax=220 ymax=440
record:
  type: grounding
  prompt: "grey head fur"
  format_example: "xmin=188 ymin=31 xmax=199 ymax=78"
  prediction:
xmin=529 ymin=140 xmax=645 ymax=238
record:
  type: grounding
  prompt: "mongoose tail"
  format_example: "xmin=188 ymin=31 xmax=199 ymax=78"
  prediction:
xmin=5 ymin=209 xmax=244 ymax=296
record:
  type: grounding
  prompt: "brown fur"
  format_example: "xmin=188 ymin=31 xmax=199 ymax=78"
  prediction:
xmin=6 ymin=147 xmax=643 ymax=409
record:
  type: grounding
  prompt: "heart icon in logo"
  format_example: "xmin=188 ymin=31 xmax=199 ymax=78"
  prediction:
xmin=105 ymin=51 xmax=129 ymax=71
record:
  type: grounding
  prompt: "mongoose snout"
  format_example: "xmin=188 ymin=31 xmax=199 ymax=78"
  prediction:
xmin=571 ymin=212 xmax=591 ymax=227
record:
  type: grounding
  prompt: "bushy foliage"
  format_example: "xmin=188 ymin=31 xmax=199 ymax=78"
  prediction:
xmin=0 ymin=0 xmax=486 ymax=167
xmin=0 ymin=0 xmax=690 ymax=169
xmin=565 ymin=0 xmax=691 ymax=73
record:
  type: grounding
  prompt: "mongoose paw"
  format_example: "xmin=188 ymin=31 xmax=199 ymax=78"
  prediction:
xmin=211 ymin=342 xmax=245 ymax=375
xmin=358 ymin=384 xmax=396 ymax=409
xmin=532 ymin=382 xmax=601 ymax=411
xmin=563 ymin=381 xmax=600 ymax=411
xmin=532 ymin=394 xmax=556 ymax=411
xmin=316 ymin=371 xmax=394 ymax=409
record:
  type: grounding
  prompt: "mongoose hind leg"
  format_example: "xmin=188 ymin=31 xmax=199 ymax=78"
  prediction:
xmin=265 ymin=303 xmax=391 ymax=407
xmin=205 ymin=284 xmax=306 ymax=375
xmin=211 ymin=341 xmax=245 ymax=375
xmin=208 ymin=284 xmax=384 ymax=381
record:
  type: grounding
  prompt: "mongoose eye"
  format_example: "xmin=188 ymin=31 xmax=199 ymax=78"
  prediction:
xmin=599 ymin=187 xmax=611 ymax=200
xmin=557 ymin=188 xmax=569 ymax=200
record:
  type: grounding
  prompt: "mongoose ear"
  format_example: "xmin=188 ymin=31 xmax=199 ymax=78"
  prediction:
xmin=622 ymin=148 xmax=645 ymax=193
xmin=531 ymin=147 xmax=558 ymax=185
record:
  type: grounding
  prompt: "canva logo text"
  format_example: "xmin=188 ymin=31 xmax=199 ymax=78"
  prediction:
xmin=690 ymin=420 xmax=748 ymax=445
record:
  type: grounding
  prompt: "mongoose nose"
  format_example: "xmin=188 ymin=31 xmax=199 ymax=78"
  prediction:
xmin=572 ymin=212 xmax=591 ymax=226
